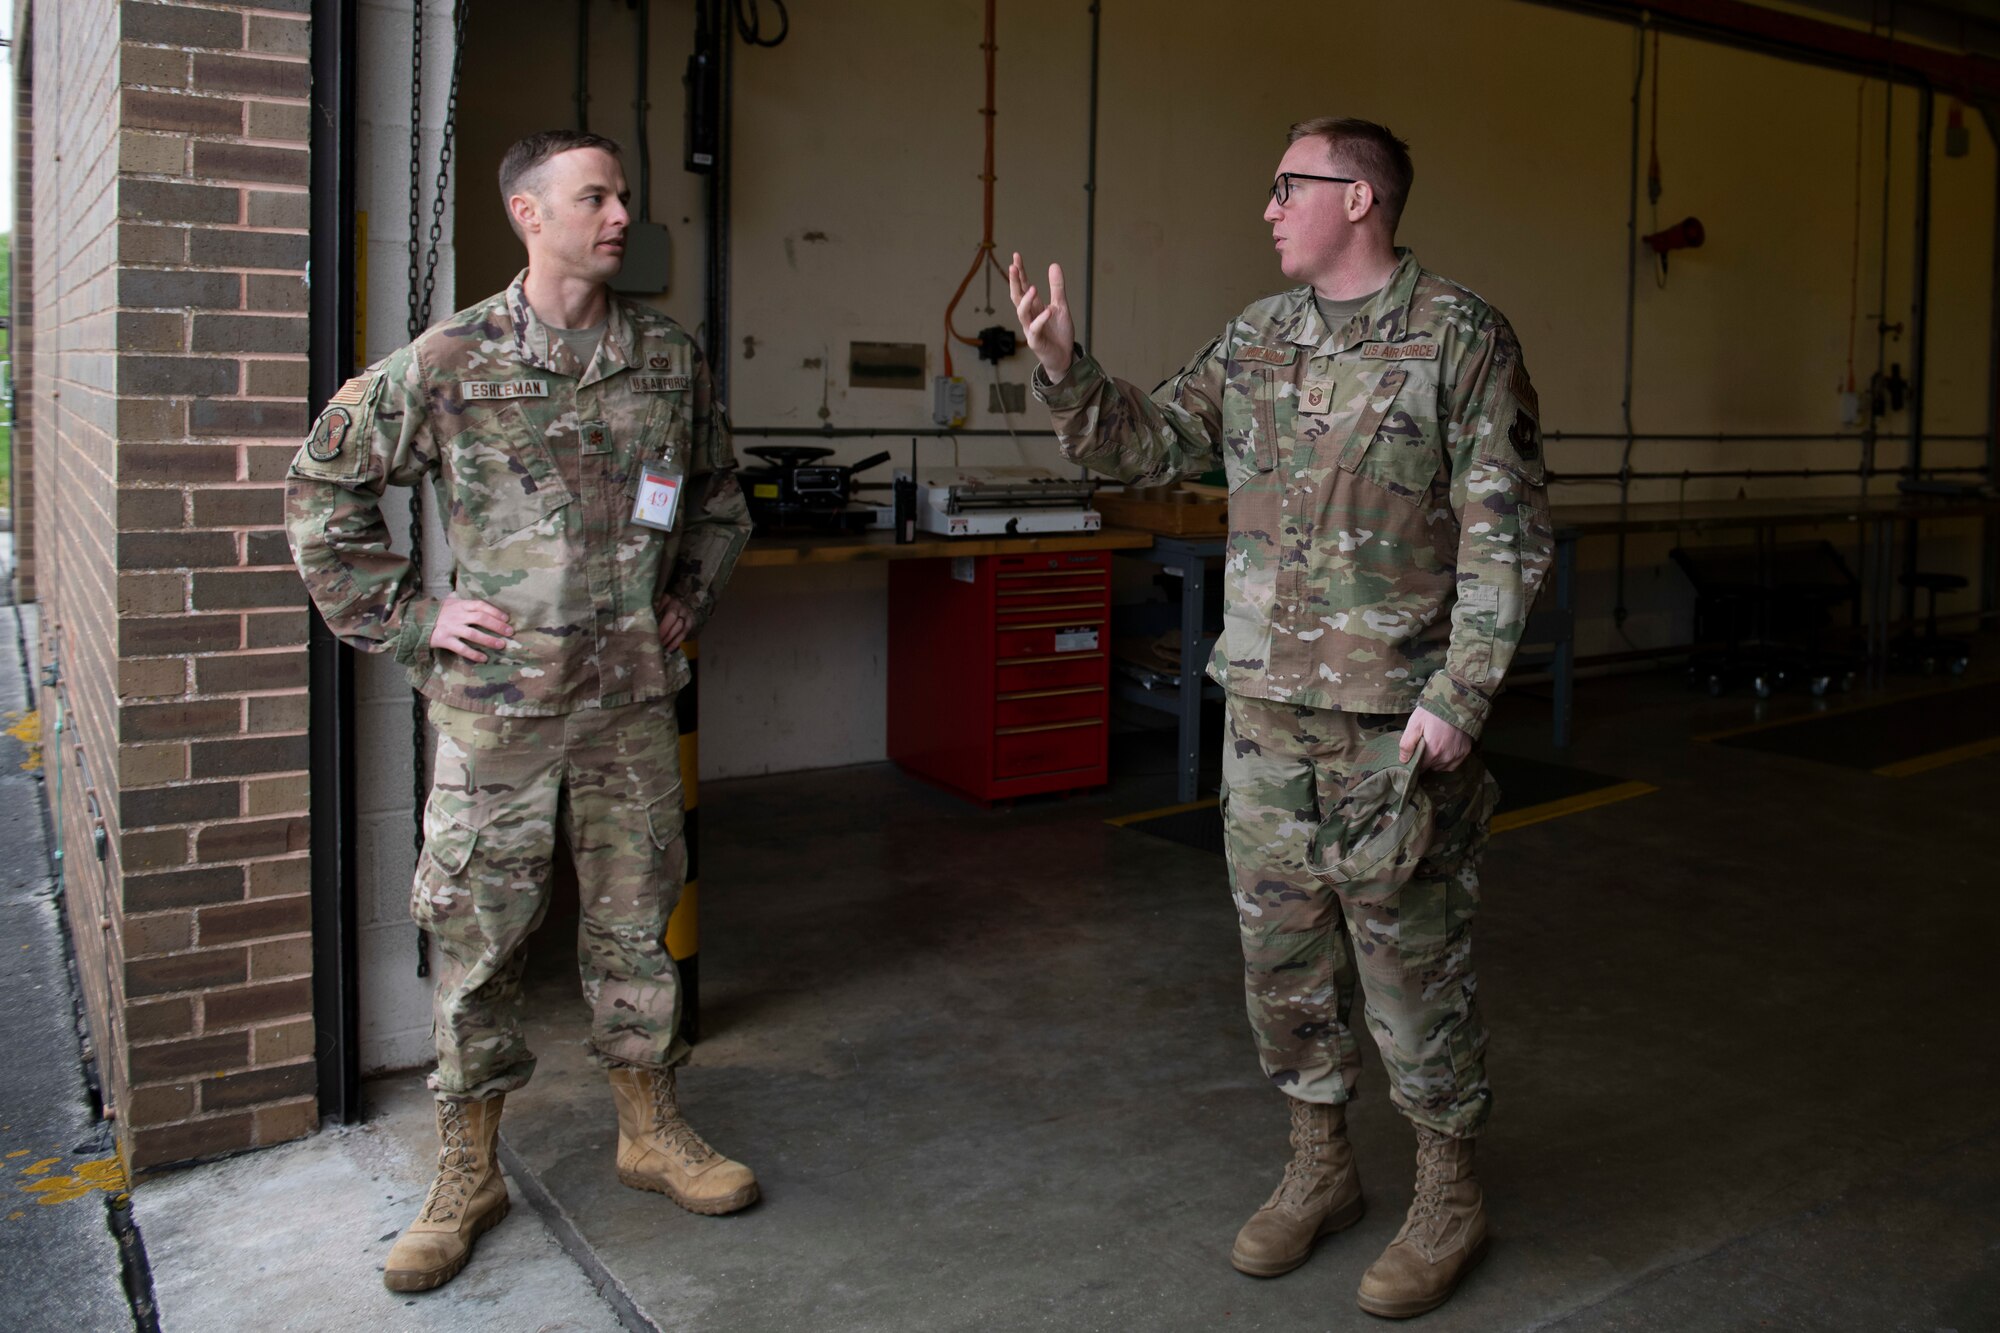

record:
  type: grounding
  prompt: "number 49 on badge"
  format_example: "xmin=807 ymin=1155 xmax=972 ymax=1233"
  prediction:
xmin=631 ymin=462 xmax=683 ymax=531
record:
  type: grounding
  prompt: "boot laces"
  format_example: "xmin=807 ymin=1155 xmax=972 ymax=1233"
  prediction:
xmin=649 ymin=1073 xmax=719 ymax=1169
xmin=1274 ymin=1154 xmax=1318 ymax=1206
xmin=1275 ymin=1100 xmax=1329 ymax=1205
xmin=418 ymin=1101 xmax=478 ymax=1224
xmin=1408 ymin=1132 xmax=1450 ymax=1229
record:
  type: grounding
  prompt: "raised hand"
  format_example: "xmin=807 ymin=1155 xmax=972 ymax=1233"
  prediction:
xmin=1008 ymin=252 xmax=1077 ymax=381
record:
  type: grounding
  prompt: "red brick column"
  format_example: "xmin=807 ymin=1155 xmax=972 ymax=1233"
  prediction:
xmin=10 ymin=16 xmax=35 ymax=602
xmin=28 ymin=0 xmax=320 ymax=1175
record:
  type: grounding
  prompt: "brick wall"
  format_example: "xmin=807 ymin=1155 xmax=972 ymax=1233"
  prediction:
xmin=26 ymin=0 xmax=317 ymax=1176
xmin=11 ymin=13 xmax=35 ymax=603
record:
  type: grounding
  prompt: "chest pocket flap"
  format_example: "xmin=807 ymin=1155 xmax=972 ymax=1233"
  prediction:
xmin=445 ymin=403 xmax=573 ymax=541
xmin=1336 ymin=366 xmax=1410 ymax=472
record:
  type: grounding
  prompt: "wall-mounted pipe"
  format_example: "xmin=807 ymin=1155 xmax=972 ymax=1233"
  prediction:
xmin=1902 ymin=86 xmax=1936 ymax=625
xmin=575 ymin=0 xmax=590 ymax=130
xmin=1082 ymin=0 xmax=1101 ymax=352
xmin=1552 ymin=465 xmax=1984 ymax=483
xmin=735 ymin=425 xmax=1058 ymax=439
xmin=1545 ymin=431 xmax=1987 ymax=443
xmin=1614 ymin=23 xmax=1646 ymax=632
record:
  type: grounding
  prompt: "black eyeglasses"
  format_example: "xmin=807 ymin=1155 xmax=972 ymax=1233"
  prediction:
xmin=1269 ymin=173 xmax=1360 ymax=206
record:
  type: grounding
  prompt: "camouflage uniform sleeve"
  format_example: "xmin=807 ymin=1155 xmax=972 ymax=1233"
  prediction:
xmin=1416 ymin=316 xmax=1555 ymax=739
xmin=1028 ymin=336 xmax=1226 ymax=485
xmin=664 ymin=348 xmax=752 ymax=634
xmin=283 ymin=344 xmax=444 ymax=665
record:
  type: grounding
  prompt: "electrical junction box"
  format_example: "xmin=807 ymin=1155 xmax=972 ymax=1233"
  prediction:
xmin=612 ymin=221 xmax=672 ymax=295
xmin=933 ymin=375 xmax=969 ymax=428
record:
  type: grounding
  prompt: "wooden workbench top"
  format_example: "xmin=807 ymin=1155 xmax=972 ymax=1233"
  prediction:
xmin=736 ymin=526 xmax=1158 ymax=567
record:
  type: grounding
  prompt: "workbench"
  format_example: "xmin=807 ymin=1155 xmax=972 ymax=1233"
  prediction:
xmin=736 ymin=527 xmax=1155 ymax=568
xmin=1109 ymin=535 xmax=1578 ymax=802
xmin=1552 ymin=493 xmax=2000 ymax=690
xmin=1103 ymin=493 xmax=1997 ymax=802
xmin=731 ymin=494 xmax=1994 ymax=806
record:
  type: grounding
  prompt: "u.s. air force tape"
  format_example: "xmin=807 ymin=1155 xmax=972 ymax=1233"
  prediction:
xmin=1360 ymin=341 xmax=1440 ymax=361
xmin=305 ymin=407 xmax=353 ymax=462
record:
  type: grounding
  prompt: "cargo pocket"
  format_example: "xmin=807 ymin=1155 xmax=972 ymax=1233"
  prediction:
xmin=422 ymin=800 xmax=481 ymax=875
xmin=643 ymin=783 xmax=685 ymax=851
xmin=411 ymin=797 xmax=490 ymax=925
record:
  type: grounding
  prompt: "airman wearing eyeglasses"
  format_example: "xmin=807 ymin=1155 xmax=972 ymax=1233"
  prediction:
xmin=1011 ymin=117 xmax=1551 ymax=1319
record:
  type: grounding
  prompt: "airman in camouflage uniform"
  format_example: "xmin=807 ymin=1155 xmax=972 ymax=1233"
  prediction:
xmin=1014 ymin=118 xmax=1550 ymax=1317
xmin=287 ymin=131 xmax=758 ymax=1295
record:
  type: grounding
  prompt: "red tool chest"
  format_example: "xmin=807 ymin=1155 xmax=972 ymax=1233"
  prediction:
xmin=887 ymin=550 xmax=1112 ymax=802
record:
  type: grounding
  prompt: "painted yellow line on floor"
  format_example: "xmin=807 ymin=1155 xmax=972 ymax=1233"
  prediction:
xmin=1873 ymin=735 xmax=2000 ymax=778
xmin=1695 ymin=677 xmax=1996 ymax=743
xmin=1105 ymin=797 xmax=1217 ymax=827
xmin=1490 ymin=781 xmax=1658 ymax=834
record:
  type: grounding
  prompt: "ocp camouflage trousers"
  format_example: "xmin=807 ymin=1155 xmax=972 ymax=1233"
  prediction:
xmin=414 ymin=696 xmax=691 ymax=1101
xmin=1222 ymin=694 xmax=1500 ymax=1137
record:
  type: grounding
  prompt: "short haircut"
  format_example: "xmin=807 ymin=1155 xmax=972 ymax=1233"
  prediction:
xmin=1286 ymin=117 xmax=1414 ymax=230
xmin=497 ymin=129 xmax=623 ymax=227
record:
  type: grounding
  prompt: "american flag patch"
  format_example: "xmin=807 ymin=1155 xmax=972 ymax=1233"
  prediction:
xmin=329 ymin=374 xmax=373 ymax=406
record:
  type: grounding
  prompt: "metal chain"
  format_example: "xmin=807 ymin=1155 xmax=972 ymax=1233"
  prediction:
xmin=402 ymin=2 xmax=466 ymax=978
xmin=418 ymin=0 xmax=469 ymax=338
xmin=406 ymin=0 xmax=425 ymax=345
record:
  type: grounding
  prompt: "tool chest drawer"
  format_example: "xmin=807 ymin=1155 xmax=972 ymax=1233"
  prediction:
xmin=995 ymin=720 xmax=1104 ymax=778
xmin=995 ymin=654 xmax=1104 ymax=693
xmin=996 ymin=623 xmax=1104 ymax=659
xmin=888 ymin=550 xmax=1113 ymax=803
xmin=995 ymin=686 xmax=1104 ymax=728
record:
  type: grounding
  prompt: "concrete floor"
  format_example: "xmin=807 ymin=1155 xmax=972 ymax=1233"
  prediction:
xmin=0 ymin=599 xmax=132 ymax=1331
xmin=137 ymin=651 xmax=2000 ymax=1331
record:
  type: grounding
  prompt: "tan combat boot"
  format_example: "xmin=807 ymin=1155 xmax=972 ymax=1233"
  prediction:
xmin=1356 ymin=1127 xmax=1487 ymax=1318
xmin=383 ymin=1096 xmax=510 ymax=1292
xmin=607 ymin=1066 xmax=759 ymax=1215
xmin=1230 ymin=1097 xmax=1365 ymax=1277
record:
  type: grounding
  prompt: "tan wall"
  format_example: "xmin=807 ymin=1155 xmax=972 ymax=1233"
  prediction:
xmin=440 ymin=0 xmax=1995 ymax=775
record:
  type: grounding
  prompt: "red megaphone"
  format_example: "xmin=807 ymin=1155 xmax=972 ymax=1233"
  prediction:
xmin=1643 ymin=216 xmax=1705 ymax=255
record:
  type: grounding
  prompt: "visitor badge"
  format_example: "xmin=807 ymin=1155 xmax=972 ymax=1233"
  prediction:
xmin=631 ymin=462 xmax=684 ymax=532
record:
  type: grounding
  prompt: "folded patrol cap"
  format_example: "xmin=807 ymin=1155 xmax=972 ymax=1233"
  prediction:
xmin=1310 ymin=731 xmax=1435 ymax=886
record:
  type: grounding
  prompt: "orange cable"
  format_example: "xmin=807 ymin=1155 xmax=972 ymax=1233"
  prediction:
xmin=943 ymin=0 xmax=1000 ymax=377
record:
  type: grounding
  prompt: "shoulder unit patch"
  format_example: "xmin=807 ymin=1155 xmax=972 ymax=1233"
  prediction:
xmin=305 ymin=406 xmax=353 ymax=462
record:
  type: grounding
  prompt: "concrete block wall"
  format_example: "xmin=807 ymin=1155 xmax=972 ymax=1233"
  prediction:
xmin=25 ymin=0 xmax=319 ymax=1175
xmin=352 ymin=0 xmax=457 ymax=1078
